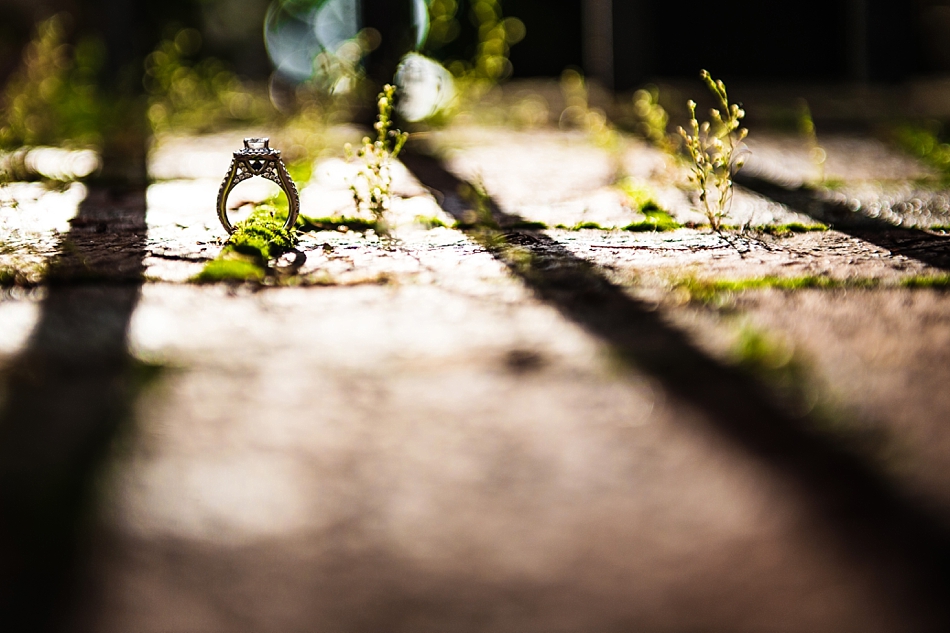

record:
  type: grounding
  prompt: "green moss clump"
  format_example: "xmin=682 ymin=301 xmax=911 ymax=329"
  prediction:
xmin=755 ymin=223 xmax=828 ymax=236
xmin=573 ymin=221 xmax=606 ymax=230
xmin=414 ymin=215 xmax=451 ymax=229
xmin=676 ymin=273 xmax=950 ymax=303
xmin=624 ymin=202 xmax=680 ymax=232
xmin=193 ymin=203 xmax=297 ymax=284
xmin=227 ymin=203 xmax=297 ymax=261
xmin=299 ymin=215 xmax=379 ymax=233
xmin=193 ymin=257 xmax=265 ymax=283
xmin=900 ymin=274 xmax=950 ymax=289
xmin=675 ymin=275 xmax=859 ymax=303
xmin=617 ymin=178 xmax=680 ymax=231
xmin=617 ymin=177 xmax=658 ymax=211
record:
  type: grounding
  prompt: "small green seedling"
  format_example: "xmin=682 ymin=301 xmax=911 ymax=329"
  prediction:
xmin=345 ymin=84 xmax=409 ymax=234
xmin=678 ymin=70 xmax=748 ymax=232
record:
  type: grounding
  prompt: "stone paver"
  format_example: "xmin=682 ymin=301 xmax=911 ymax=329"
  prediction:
xmin=41 ymin=282 xmax=923 ymax=632
xmin=2 ymin=125 xmax=950 ymax=631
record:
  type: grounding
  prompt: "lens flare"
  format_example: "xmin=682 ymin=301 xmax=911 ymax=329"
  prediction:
xmin=394 ymin=52 xmax=456 ymax=122
xmin=265 ymin=0 xmax=432 ymax=87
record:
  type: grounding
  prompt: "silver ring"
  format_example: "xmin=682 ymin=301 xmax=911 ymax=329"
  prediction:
xmin=216 ymin=138 xmax=299 ymax=233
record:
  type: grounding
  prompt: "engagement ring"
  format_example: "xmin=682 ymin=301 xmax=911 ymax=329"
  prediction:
xmin=216 ymin=138 xmax=299 ymax=233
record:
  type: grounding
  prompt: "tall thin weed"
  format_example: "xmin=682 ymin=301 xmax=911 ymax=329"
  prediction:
xmin=345 ymin=84 xmax=409 ymax=233
xmin=677 ymin=70 xmax=748 ymax=231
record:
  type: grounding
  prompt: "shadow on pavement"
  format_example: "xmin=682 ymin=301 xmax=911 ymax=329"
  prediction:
xmin=402 ymin=148 xmax=950 ymax=630
xmin=0 ymin=185 xmax=148 ymax=632
xmin=735 ymin=172 xmax=950 ymax=270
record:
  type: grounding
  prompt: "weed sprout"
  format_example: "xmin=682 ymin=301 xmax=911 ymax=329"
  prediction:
xmin=678 ymin=70 xmax=748 ymax=232
xmin=345 ymin=84 xmax=409 ymax=233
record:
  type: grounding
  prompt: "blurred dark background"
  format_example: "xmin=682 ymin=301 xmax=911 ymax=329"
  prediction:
xmin=513 ymin=0 xmax=934 ymax=88
xmin=0 ymin=0 xmax=945 ymax=88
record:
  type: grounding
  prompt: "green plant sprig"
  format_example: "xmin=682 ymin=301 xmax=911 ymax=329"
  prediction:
xmin=345 ymin=84 xmax=409 ymax=233
xmin=677 ymin=70 xmax=748 ymax=232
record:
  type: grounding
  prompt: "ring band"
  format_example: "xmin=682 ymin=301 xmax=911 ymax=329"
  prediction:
xmin=216 ymin=138 xmax=299 ymax=233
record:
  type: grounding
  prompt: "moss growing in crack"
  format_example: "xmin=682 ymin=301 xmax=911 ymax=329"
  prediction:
xmin=227 ymin=204 xmax=296 ymax=261
xmin=753 ymin=222 xmax=828 ymax=236
xmin=614 ymin=178 xmax=681 ymax=231
xmin=676 ymin=273 xmax=950 ymax=304
xmin=193 ymin=256 xmax=266 ymax=284
xmin=193 ymin=203 xmax=297 ymax=284
xmin=624 ymin=203 xmax=680 ymax=232
xmin=900 ymin=273 xmax=950 ymax=289
xmin=674 ymin=275 xmax=863 ymax=304
xmin=549 ymin=222 xmax=596 ymax=230
xmin=548 ymin=214 xmax=679 ymax=232
xmin=298 ymin=215 xmax=379 ymax=233
xmin=618 ymin=177 xmax=658 ymax=211
xmin=414 ymin=215 xmax=451 ymax=229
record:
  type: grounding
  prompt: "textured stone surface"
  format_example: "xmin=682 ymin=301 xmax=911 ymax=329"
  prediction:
xmin=2 ymin=127 xmax=950 ymax=631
